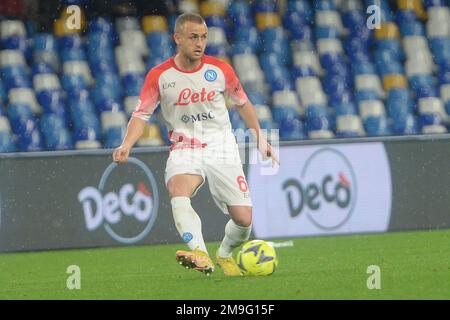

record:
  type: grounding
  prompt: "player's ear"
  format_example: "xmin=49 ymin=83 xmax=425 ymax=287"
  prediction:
xmin=173 ymin=32 xmax=180 ymax=45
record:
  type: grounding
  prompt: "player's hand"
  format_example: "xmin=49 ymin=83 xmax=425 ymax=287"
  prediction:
xmin=112 ymin=145 xmax=131 ymax=164
xmin=257 ymin=137 xmax=279 ymax=167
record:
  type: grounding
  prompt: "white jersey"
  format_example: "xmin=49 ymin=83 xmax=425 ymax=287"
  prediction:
xmin=132 ymin=55 xmax=248 ymax=151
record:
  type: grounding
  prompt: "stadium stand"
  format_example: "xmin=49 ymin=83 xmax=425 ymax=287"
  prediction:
xmin=0 ymin=0 xmax=449 ymax=152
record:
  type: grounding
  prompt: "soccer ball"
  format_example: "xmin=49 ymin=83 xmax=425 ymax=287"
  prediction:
xmin=237 ymin=240 xmax=278 ymax=276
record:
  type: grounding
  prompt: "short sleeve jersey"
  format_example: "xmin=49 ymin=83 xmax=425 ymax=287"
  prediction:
xmin=132 ymin=55 xmax=248 ymax=150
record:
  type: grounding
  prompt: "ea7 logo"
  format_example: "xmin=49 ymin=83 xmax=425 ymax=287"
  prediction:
xmin=163 ymin=82 xmax=175 ymax=90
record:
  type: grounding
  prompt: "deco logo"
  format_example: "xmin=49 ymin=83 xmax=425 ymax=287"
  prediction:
xmin=78 ymin=158 xmax=159 ymax=243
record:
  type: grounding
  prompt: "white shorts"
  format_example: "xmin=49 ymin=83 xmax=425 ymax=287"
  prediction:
xmin=165 ymin=145 xmax=252 ymax=215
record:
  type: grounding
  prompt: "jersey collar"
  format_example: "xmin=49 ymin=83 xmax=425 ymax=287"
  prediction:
xmin=170 ymin=55 xmax=205 ymax=74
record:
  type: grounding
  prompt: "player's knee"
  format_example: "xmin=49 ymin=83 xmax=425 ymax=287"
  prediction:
xmin=167 ymin=183 xmax=188 ymax=198
xmin=232 ymin=208 xmax=252 ymax=227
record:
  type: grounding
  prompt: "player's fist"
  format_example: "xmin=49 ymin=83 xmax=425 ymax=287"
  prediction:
xmin=113 ymin=145 xmax=130 ymax=163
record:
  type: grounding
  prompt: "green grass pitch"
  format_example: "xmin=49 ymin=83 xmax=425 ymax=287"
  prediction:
xmin=0 ymin=229 xmax=449 ymax=299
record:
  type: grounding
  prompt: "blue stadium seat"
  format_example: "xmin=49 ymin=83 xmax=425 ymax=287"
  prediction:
xmin=7 ymin=103 xmax=34 ymax=124
xmin=88 ymin=31 xmax=114 ymax=52
xmin=40 ymin=114 xmax=73 ymax=150
xmin=58 ymin=34 xmax=84 ymax=51
xmin=93 ymin=85 xmax=123 ymax=108
xmin=305 ymin=104 xmax=328 ymax=118
xmin=377 ymin=60 xmax=405 ymax=76
xmin=33 ymin=33 xmax=57 ymax=52
xmin=416 ymin=85 xmax=439 ymax=99
xmin=1 ymin=65 xmax=32 ymax=90
xmin=61 ymin=48 xmax=87 ymax=62
xmin=233 ymin=27 xmax=260 ymax=52
xmin=419 ymin=111 xmax=446 ymax=128
xmin=122 ymin=72 xmax=145 ymax=97
xmin=283 ymin=11 xmax=307 ymax=35
xmin=269 ymin=76 xmax=294 ymax=92
xmin=230 ymin=13 xmax=254 ymax=30
xmin=376 ymin=39 xmax=405 ymax=62
xmin=364 ymin=116 xmax=391 ymax=136
xmin=287 ymin=0 xmax=313 ymax=24
xmin=342 ymin=10 xmax=366 ymax=31
xmin=254 ymin=0 xmax=278 ymax=13
xmin=1 ymin=35 xmax=31 ymax=61
xmin=429 ymin=38 xmax=450 ymax=66
xmin=104 ymin=127 xmax=125 ymax=148
xmin=0 ymin=79 xmax=6 ymax=105
xmin=13 ymin=118 xmax=43 ymax=152
xmin=351 ymin=60 xmax=377 ymax=76
xmin=31 ymin=62 xmax=55 ymax=75
xmin=279 ymin=114 xmax=306 ymax=140
xmin=228 ymin=107 xmax=246 ymax=130
xmin=89 ymin=17 xmax=115 ymax=39
xmin=334 ymin=102 xmax=357 ymax=116
xmin=345 ymin=37 xmax=370 ymax=62
xmin=205 ymin=16 xmax=230 ymax=37
xmin=205 ymin=45 xmax=227 ymax=56
xmin=396 ymin=9 xmax=417 ymax=26
xmin=314 ymin=0 xmax=336 ymax=11
xmin=96 ymin=99 xmax=124 ymax=114
xmin=74 ymin=126 xmax=99 ymax=142
xmin=315 ymin=26 xmax=339 ymax=39
xmin=399 ymin=20 xmax=425 ymax=37
xmin=147 ymin=56 xmax=166 ymax=70
xmin=0 ymin=131 xmax=16 ymax=152
xmin=228 ymin=0 xmax=252 ymax=18
xmin=89 ymin=56 xmax=117 ymax=75
xmin=387 ymin=89 xmax=414 ymax=117
xmin=37 ymin=89 xmax=66 ymax=112
xmin=292 ymin=65 xmax=316 ymax=78
xmin=62 ymin=74 xmax=88 ymax=92
xmin=306 ymin=115 xmax=331 ymax=133
xmin=247 ymin=91 xmax=269 ymax=105
xmin=438 ymin=61 xmax=450 ymax=84
xmin=409 ymin=74 xmax=434 ymax=92
xmin=289 ymin=23 xmax=312 ymax=42
xmin=424 ymin=0 xmax=447 ymax=8
xmin=71 ymin=110 xmax=101 ymax=138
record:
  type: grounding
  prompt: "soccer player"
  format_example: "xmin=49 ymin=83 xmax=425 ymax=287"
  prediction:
xmin=113 ymin=13 xmax=278 ymax=276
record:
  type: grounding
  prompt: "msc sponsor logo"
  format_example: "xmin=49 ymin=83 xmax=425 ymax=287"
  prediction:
xmin=181 ymin=111 xmax=215 ymax=123
xmin=282 ymin=148 xmax=357 ymax=230
xmin=77 ymin=158 xmax=159 ymax=244
xmin=204 ymin=69 xmax=217 ymax=82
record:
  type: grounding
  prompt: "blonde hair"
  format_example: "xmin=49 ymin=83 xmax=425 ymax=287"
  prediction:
xmin=174 ymin=12 xmax=206 ymax=33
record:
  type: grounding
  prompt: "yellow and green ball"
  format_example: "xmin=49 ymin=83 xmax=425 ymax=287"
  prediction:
xmin=237 ymin=240 xmax=278 ymax=276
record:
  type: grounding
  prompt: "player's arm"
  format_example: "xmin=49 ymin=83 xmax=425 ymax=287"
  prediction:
xmin=236 ymin=100 xmax=279 ymax=166
xmin=112 ymin=117 xmax=147 ymax=163
xmin=222 ymin=60 xmax=279 ymax=165
xmin=113 ymin=68 xmax=160 ymax=163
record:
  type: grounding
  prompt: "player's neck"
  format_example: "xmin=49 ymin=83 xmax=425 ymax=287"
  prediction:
xmin=174 ymin=53 xmax=203 ymax=71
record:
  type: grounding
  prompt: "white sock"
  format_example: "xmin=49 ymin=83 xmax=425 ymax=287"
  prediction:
xmin=218 ymin=219 xmax=252 ymax=258
xmin=171 ymin=197 xmax=207 ymax=253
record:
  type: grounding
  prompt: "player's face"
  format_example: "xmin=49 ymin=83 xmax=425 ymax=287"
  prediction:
xmin=175 ymin=21 xmax=208 ymax=61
